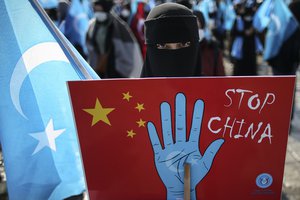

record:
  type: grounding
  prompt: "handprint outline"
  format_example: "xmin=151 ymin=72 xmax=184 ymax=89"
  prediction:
xmin=147 ymin=93 xmax=224 ymax=200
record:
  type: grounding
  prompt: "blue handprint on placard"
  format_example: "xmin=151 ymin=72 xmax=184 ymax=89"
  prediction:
xmin=147 ymin=93 xmax=224 ymax=200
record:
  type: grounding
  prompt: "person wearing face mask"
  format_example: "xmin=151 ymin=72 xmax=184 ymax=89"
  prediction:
xmin=119 ymin=0 xmax=131 ymax=23
xmin=194 ymin=10 xmax=225 ymax=76
xmin=141 ymin=2 xmax=202 ymax=77
xmin=86 ymin=0 xmax=143 ymax=78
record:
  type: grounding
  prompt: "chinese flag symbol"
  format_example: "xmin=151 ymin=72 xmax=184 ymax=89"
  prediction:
xmin=83 ymin=91 xmax=148 ymax=139
xmin=79 ymin=88 xmax=167 ymax=199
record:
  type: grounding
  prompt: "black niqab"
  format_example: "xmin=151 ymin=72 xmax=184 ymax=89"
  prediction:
xmin=141 ymin=3 xmax=201 ymax=77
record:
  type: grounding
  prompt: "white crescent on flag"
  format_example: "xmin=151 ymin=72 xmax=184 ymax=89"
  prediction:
xmin=10 ymin=42 xmax=69 ymax=119
xmin=268 ymin=13 xmax=281 ymax=36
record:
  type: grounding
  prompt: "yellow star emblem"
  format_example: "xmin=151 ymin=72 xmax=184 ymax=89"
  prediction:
xmin=122 ymin=92 xmax=133 ymax=102
xmin=136 ymin=119 xmax=146 ymax=127
xmin=83 ymin=98 xmax=115 ymax=126
xmin=135 ymin=103 xmax=145 ymax=112
xmin=127 ymin=130 xmax=136 ymax=138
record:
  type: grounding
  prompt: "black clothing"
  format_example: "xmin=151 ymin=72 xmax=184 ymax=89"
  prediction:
xmin=268 ymin=30 xmax=300 ymax=75
xmin=141 ymin=3 xmax=201 ymax=77
xmin=268 ymin=0 xmax=300 ymax=120
xmin=290 ymin=0 xmax=300 ymax=22
xmin=268 ymin=0 xmax=300 ymax=75
xmin=231 ymin=14 xmax=257 ymax=76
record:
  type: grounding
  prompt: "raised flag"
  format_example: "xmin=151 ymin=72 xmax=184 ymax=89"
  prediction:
xmin=82 ymin=0 xmax=94 ymax=19
xmin=224 ymin=0 xmax=236 ymax=31
xmin=68 ymin=76 xmax=294 ymax=200
xmin=253 ymin=0 xmax=273 ymax=32
xmin=0 ymin=0 xmax=99 ymax=199
xmin=255 ymin=0 xmax=300 ymax=60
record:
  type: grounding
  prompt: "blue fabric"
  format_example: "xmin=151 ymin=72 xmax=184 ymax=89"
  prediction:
xmin=198 ymin=0 xmax=210 ymax=26
xmin=264 ymin=0 xmax=299 ymax=60
xmin=253 ymin=0 xmax=273 ymax=32
xmin=38 ymin=0 xmax=58 ymax=9
xmin=231 ymin=37 xmax=244 ymax=59
xmin=231 ymin=17 xmax=244 ymax=59
xmin=0 ymin=0 xmax=99 ymax=199
xmin=82 ymin=0 xmax=94 ymax=19
xmin=64 ymin=0 xmax=89 ymax=55
xmin=255 ymin=36 xmax=264 ymax=53
xmin=197 ymin=0 xmax=214 ymax=40
xmin=224 ymin=0 xmax=236 ymax=31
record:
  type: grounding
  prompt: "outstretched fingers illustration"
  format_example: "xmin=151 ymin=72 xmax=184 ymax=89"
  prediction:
xmin=147 ymin=93 xmax=224 ymax=200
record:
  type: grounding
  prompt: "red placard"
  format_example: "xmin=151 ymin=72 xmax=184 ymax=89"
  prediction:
xmin=68 ymin=76 xmax=295 ymax=200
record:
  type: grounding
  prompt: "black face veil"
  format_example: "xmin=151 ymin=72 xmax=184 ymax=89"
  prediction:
xmin=141 ymin=3 xmax=201 ymax=77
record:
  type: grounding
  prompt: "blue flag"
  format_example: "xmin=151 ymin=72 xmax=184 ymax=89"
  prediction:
xmin=38 ymin=0 xmax=58 ymax=9
xmin=82 ymin=0 xmax=94 ymax=19
xmin=253 ymin=0 xmax=274 ymax=32
xmin=64 ymin=0 xmax=89 ymax=55
xmin=197 ymin=0 xmax=211 ymax=25
xmin=223 ymin=0 xmax=236 ymax=31
xmin=264 ymin=0 xmax=299 ymax=60
xmin=0 ymin=0 xmax=99 ymax=199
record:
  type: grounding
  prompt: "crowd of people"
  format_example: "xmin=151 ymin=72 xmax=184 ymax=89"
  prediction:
xmin=43 ymin=0 xmax=300 ymax=80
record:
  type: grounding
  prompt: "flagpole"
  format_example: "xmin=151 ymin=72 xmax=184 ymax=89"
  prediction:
xmin=184 ymin=163 xmax=191 ymax=200
xmin=31 ymin=0 xmax=93 ymax=80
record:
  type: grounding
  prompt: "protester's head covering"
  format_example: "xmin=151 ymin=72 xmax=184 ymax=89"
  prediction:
xmin=193 ymin=10 xmax=206 ymax=28
xmin=141 ymin=2 xmax=201 ymax=77
xmin=92 ymin=0 xmax=114 ymax=12
xmin=176 ymin=0 xmax=193 ymax=9
xmin=57 ymin=0 xmax=70 ymax=23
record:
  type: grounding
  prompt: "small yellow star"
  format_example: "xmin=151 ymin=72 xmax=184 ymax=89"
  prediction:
xmin=122 ymin=92 xmax=133 ymax=102
xmin=83 ymin=98 xmax=115 ymax=126
xmin=127 ymin=130 xmax=136 ymax=138
xmin=135 ymin=103 xmax=145 ymax=112
xmin=136 ymin=119 xmax=146 ymax=127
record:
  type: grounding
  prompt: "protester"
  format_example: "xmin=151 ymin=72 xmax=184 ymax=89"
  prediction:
xmin=230 ymin=0 xmax=258 ymax=76
xmin=268 ymin=0 xmax=300 ymax=76
xmin=119 ymin=0 xmax=132 ymax=23
xmin=130 ymin=1 xmax=150 ymax=59
xmin=211 ymin=0 xmax=227 ymax=50
xmin=267 ymin=0 xmax=300 ymax=121
xmin=141 ymin=2 xmax=202 ymax=77
xmin=194 ymin=10 xmax=225 ymax=76
xmin=57 ymin=0 xmax=70 ymax=26
xmin=45 ymin=7 xmax=59 ymax=25
xmin=86 ymin=0 xmax=143 ymax=78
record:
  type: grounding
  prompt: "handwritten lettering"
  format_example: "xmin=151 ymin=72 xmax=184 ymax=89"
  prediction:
xmin=208 ymin=116 xmax=272 ymax=144
xmin=224 ymin=89 xmax=275 ymax=114
xmin=208 ymin=89 xmax=276 ymax=144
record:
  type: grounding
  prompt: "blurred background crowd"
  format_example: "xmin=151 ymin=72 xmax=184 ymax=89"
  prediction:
xmin=35 ymin=0 xmax=300 ymax=79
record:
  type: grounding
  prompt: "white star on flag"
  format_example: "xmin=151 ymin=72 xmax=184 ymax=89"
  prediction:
xmin=30 ymin=119 xmax=65 ymax=155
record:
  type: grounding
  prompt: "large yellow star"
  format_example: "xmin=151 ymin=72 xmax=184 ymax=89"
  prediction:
xmin=122 ymin=92 xmax=133 ymax=102
xmin=135 ymin=103 xmax=145 ymax=112
xmin=136 ymin=119 xmax=146 ymax=127
xmin=83 ymin=99 xmax=115 ymax=126
xmin=127 ymin=130 xmax=136 ymax=138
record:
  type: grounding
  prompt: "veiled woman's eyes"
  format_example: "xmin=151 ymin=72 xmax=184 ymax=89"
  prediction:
xmin=156 ymin=42 xmax=191 ymax=50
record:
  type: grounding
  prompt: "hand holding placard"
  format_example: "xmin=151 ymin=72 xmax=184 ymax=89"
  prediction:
xmin=147 ymin=93 xmax=224 ymax=200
